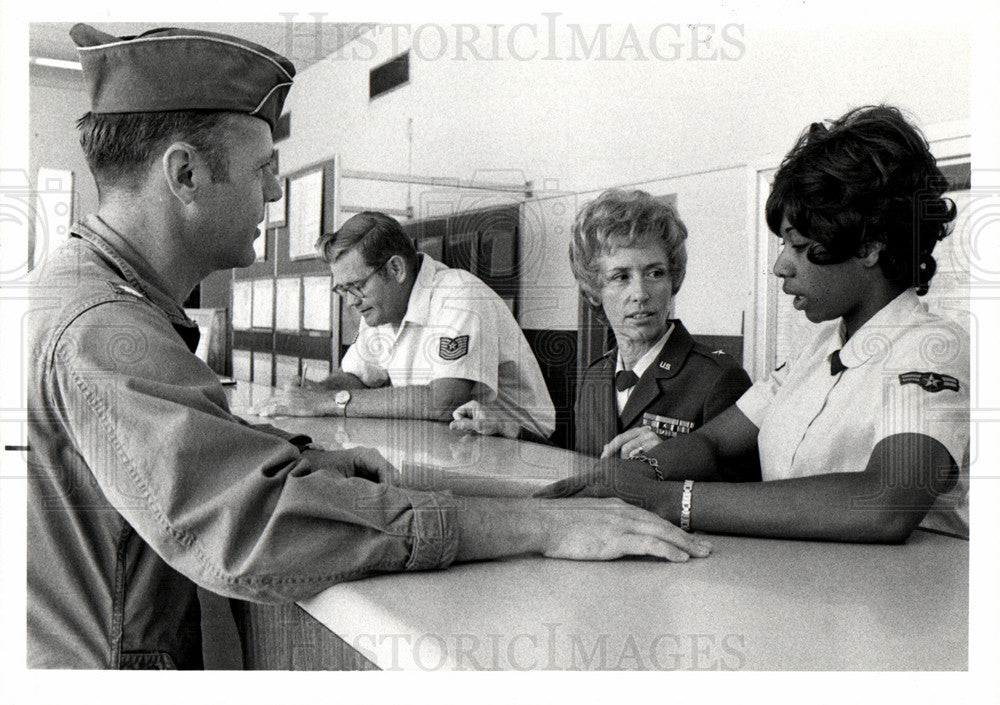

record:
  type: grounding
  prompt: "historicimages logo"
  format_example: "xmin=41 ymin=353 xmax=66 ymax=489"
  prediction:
xmin=277 ymin=14 xmax=746 ymax=64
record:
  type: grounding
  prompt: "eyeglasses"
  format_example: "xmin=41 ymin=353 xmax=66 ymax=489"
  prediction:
xmin=332 ymin=258 xmax=390 ymax=299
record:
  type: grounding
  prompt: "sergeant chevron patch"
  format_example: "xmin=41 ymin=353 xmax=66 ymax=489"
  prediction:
xmin=439 ymin=335 xmax=470 ymax=361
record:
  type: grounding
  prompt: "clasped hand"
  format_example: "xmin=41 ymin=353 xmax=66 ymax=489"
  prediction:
xmin=449 ymin=400 xmax=521 ymax=438
xmin=600 ymin=426 xmax=665 ymax=459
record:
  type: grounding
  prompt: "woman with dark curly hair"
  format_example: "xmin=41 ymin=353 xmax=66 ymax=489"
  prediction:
xmin=541 ymin=106 xmax=968 ymax=542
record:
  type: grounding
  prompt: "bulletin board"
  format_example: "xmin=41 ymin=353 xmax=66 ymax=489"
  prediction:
xmin=231 ymin=156 xmax=340 ymax=386
xmin=275 ymin=157 xmax=339 ymax=275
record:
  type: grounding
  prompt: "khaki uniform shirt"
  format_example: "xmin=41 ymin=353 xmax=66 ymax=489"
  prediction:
xmin=27 ymin=216 xmax=458 ymax=668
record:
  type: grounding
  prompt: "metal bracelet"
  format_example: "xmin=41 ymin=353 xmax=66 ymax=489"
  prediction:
xmin=680 ymin=479 xmax=694 ymax=531
xmin=633 ymin=453 xmax=665 ymax=481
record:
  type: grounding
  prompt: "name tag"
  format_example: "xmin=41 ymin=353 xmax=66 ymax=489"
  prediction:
xmin=641 ymin=412 xmax=694 ymax=438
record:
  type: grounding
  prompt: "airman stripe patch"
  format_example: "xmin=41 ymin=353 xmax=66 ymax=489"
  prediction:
xmin=899 ymin=371 xmax=960 ymax=393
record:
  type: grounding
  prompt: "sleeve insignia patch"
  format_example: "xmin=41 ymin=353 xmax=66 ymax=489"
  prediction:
xmin=439 ymin=335 xmax=470 ymax=361
xmin=899 ymin=371 xmax=960 ymax=393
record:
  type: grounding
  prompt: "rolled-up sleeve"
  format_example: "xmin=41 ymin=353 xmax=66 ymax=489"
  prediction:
xmin=49 ymin=301 xmax=459 ymax=602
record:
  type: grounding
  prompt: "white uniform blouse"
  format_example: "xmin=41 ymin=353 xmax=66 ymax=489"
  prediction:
xmin=736 ymin=289 xmax=969 ymax=535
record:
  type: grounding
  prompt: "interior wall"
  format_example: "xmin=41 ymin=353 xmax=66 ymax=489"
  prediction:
xmin=277 ymin=20 xmax=970 ymax=333
xmin=283 ymin=22 xmax=970 ymax=191
xmin=28 ymin=20 xmax=971 ymax=336
xmin=517 ymin=166 xmax=746 ymax=334
xmin=28 ymin=65 xmax=95 ymax=264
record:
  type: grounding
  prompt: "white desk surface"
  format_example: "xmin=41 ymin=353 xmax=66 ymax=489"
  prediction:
xmin=231 ymin=383 xmax=968 ymax=671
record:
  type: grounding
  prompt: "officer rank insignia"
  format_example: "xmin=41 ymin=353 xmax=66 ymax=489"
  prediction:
xmin=641 ymin=412 xmax=694 ymax=438
xmin=899 ymin=371 xmax=960 ymax=393
xmin=107 ymin=281 xmax=145 ymax=299
xmin=439 ymin=335 xmax=470 ymax=361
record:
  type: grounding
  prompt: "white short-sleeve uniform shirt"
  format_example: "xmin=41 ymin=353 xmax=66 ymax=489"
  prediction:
xmin=341 ymin=254 xmax=555 ymax=437
xmin=736 ymin=289 xmax=969 ymax=535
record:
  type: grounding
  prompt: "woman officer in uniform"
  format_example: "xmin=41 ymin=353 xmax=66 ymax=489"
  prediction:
xmin=541 ymin=105 xmax=968 ymax=542
xmin=452 ymin=189 xmax=755 ymax=471
xmin=568 ymin=189 xmax=754 ymax=464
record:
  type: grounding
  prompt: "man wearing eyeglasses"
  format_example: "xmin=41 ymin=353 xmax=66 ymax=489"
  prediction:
xmin=253 ymin=211 xmax=556 ymax=439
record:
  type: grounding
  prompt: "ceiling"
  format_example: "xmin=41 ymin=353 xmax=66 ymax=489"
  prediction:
xmin=29 ymin=22 xmax=373 ymax=72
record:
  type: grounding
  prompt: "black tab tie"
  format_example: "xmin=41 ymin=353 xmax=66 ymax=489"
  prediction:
xmin=615 ymin=369 xmax=639 ymax=392
xmin=829 ymin=349 xmax=847 ymax=376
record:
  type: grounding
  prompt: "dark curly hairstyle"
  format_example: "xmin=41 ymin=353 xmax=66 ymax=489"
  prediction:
xmin=765 ymin=105 xmax=956 ymax=295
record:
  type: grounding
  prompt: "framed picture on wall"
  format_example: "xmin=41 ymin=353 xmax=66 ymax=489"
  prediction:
xmin=288 ymin=170 xmax=324 ymax=260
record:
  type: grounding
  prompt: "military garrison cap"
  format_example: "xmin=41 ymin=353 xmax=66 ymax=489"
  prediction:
xmin=70 ymin=23 xmax=295 ymax=130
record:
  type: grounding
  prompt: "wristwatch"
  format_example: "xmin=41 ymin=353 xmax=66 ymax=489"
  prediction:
xmin=334 ymin=389 xmax=351 ymax=417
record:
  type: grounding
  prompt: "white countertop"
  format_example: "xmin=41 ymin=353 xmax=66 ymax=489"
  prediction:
xmin=232 ymin=382 xmax=968 ymax=671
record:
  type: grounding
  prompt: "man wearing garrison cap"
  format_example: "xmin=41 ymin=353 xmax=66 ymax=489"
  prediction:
xmin=26 ymin=25 xmax=709 ymax=669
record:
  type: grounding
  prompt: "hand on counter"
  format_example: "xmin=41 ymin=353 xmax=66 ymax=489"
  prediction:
xmin=449 ymin=400 xmax=521 ymax=439
xmin=283 ymin=376 xmax=325 ymax=391
xmin=301 ymin=446 xmax=398 ymax=483
xmin=251 ymin=388 xmax=331 ymax=418
xmin=532 ymin=457 xmax=663 ymax=505
xmin=284 ymin=370 xmax=364 ymax=392
xmin=536 ymin=497 xmax=711 ymax=562
xmin=454 ymin=495 xmax=710 ymax=563
xmin=601 ymin=427 xmax=664 ymax=460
